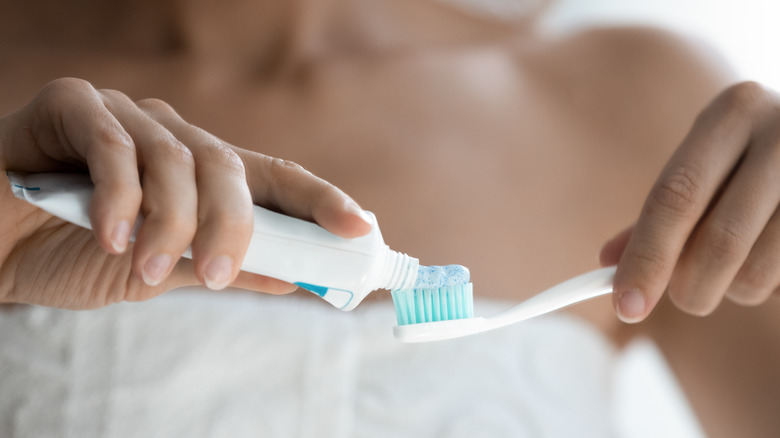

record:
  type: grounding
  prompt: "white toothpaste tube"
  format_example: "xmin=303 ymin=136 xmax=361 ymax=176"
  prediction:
xmin=7 ymin=171 xmax=420 ymax=310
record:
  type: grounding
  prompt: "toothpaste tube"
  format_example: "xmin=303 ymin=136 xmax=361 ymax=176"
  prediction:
xmin=7 ymin=171 xmax=420 ymax=310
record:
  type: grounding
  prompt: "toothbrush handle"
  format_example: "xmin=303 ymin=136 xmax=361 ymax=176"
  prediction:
xmin=489 ymin=266 xmax=616 ymax=327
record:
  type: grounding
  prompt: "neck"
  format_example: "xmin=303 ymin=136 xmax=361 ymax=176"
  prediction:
xmin=174 ymin=0 xmax=518 ymax=72
xmin=1 ymin=0 xmax=518 ymax=70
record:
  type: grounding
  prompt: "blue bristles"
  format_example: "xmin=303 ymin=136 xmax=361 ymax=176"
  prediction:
xmin=391 ymin=283 xmax=474 ymax=325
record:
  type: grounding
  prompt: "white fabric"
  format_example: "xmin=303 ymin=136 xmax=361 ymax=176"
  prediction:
xmin=0 ymin=289 xmax=702 ymax=438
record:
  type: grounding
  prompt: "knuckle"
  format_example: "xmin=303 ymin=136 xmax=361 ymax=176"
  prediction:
xmin=35 ymin=78 xmax=97 ymax=112
xmin=631 ymin=245 xmax=667 ymax=270
xmin=624 ymin=239 xmax=670 ymax=278
xmin=93 ymin=124 xmax=135 ymax=156
xmin=202 ymin=141 xmax=246 ymax=173
xmin=152 ymin=135 xmax=195 ymax=166
xmin=44 ymin=77 xmax=94 ymax=96
xmin=730 ymin=261 xmax=775 ymax=305
xmin=136 ymin=97 xmax=178 ymax=117
xmin=115 ymin=181 xmax=143 ymax=206
xmin=650 ymin=164 xmax=706 ymax=216
xmin=268 ymin=157 xmax=306 ymax=176
xmin=149 ymin=210 xmax=198 ymax=241
xmin=230 ymin=216 xmax=254 ymax=236
xmin=266 ymin=157 xmax=311 ymax=188
xmin=734 ymin=263 xmax=771 ymax=292
xmin=201 ymin=209 xmax=253 ymax=234
xmin=98 ymin=88 xmax=131 ymax=103
xmin=698 ymin=219 xmax=749 ymax=266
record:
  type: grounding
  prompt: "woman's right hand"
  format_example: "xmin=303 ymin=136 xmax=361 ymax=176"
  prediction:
xmin=600 ymin=81 xmax=780 ymax=322
xmin=0 ymin=78 xmax=372 ymax=309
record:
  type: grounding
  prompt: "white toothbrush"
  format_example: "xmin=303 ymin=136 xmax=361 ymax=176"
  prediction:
xmin=393 ymin=266 xmax=616 ymax=343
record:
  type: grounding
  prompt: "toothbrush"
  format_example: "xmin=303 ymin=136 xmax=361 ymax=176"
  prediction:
xmin=391 ymin=266 xmax=616 ymax=343
xmin=8 ymin=171 xmax=615 ymax=338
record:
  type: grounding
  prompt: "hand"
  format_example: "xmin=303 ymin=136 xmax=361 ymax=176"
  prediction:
xmin=600 ymin=81 xmax=780 ymax=322
xmin=0 ymin=78 xmax=372 ymax=309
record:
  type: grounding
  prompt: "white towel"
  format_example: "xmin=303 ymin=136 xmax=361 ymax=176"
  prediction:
xmin=0 ymin=289 xmax=702 ymax=438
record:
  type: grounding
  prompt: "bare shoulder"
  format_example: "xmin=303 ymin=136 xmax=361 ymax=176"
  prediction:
xmin=568 ymin=25 xmax=733 ymax=88
xmin=533 ymin=26 xmax=734 ymax=156
xmin=563 ymin=27 xmax=780 ymax=438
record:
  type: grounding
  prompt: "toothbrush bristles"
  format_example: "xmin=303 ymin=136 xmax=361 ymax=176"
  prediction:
xmin=391 ymin=283 xmax=474 ymax=325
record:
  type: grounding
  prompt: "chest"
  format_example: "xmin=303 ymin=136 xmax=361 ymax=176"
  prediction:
xmin=0 ymin=53 xmax=668 ymax=320
xmin=191 ymin=70 xmax=661 ymax=309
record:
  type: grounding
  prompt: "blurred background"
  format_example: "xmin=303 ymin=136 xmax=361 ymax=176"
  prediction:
xmin=542 ymin=0 xmax=780 ymax=89
xmin=448 ymin=0 xmax=779 ymax=89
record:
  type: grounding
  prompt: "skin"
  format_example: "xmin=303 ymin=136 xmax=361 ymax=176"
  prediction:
xmin=0 ymin=79 xmax=373 ymax=307
xmin=603 ymin=82 xmax=780 ymax=318
xmin=0 ymin=0 xmax=779 ymax=435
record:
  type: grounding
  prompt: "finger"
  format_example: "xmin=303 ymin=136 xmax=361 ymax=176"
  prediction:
xmin=124 ymin=258 xmax=196 ymax=302
xmin=100 ymin=91 xmax=199 ymax=287
xmin=614 ymin=82 xmax=766 ymax=322
xmin=599 ymin=224 xmax=635 ymax=267
xmin=139 ymin=99 xmax=253 ymax=290
xmin=727 ymin=206 xmax=780 ymax=306
xmin=36 ymin=79 xmax=143 ymax=255
xmin=150 ymin=261 xmax=298 ymax=297
xmin=667 ymin=129 xmax=780 ymax=315
xmin=231 ymin=272 xmax=299 ymax=295
xmin=233 ymin=148 xmax=372 ymax=239
xmin=122 ymin=257 xmax=297 ymax=302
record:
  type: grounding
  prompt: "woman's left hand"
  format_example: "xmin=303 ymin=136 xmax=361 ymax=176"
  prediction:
xmin=601 ymin=81 xmax=780 ymax=322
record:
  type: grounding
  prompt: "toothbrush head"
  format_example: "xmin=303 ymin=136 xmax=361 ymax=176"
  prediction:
xmin=391 ymin=264 xmax=479 ymax=343
xmin=391 ymin=283 xmax=474 ymax=325
xmin=394 ymin=266 xmax=617 ymax=343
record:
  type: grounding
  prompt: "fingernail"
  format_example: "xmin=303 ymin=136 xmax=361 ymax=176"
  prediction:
xmin=617 ymin=288 xmax=646 ymax=323
xmin=205 ymin=255 xmax=233 ymax=290
xmin=142 ymin=254 xmax=172 ymax=286
xmin=111 ymin=220 xmax=131 ymax=253
xmin=345 ymin=200 xmax=373 ymax=225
